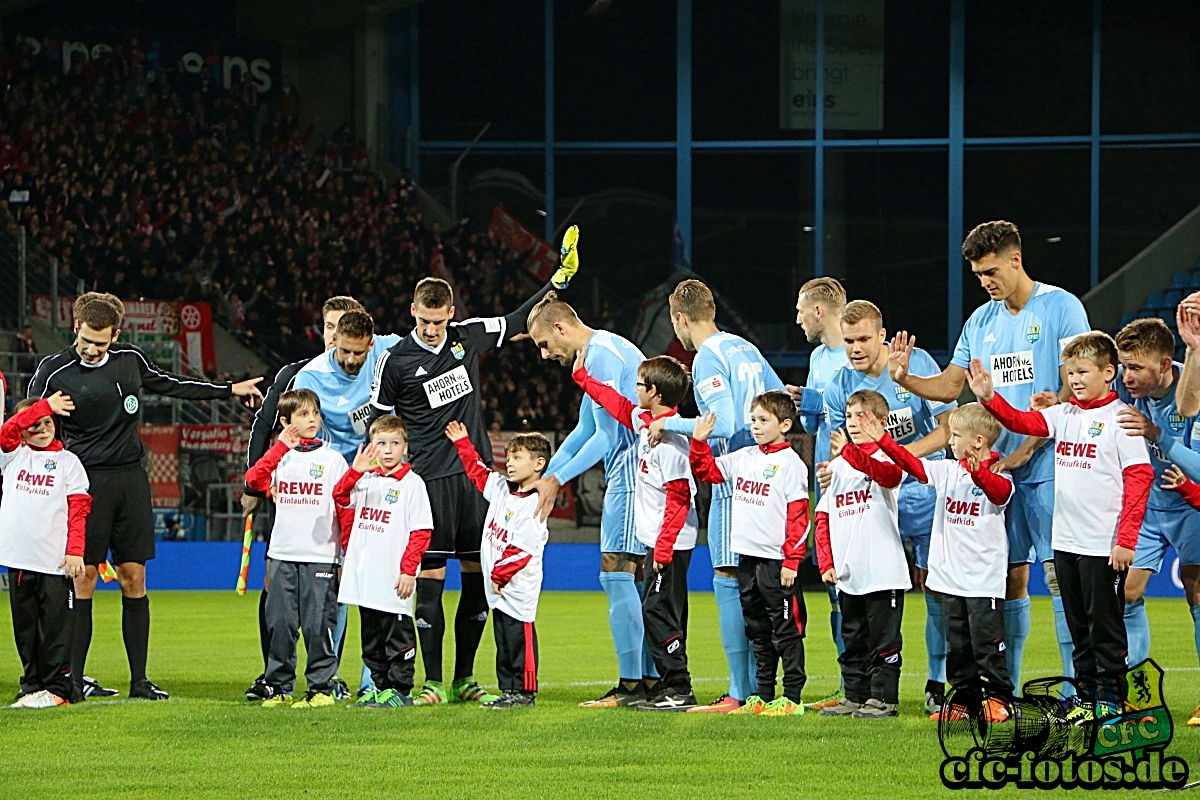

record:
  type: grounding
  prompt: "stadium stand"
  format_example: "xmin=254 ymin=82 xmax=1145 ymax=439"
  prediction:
xmin=0 ymin=34 xmax=579 ymax=431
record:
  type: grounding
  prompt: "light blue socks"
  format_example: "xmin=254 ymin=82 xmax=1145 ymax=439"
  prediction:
xmin=1004 ymin=596 xmax=1031 ymax=693
xmin=1191 ymin=604 xmax=1200 ymax=667
xmin=599 ymin=571 xmax=645 ymax=682
xmin=828 ymin=585 xmax=844 ymax=655
xmin=333 ymin=601 xmax=349 ymax=662
xmin=924 ymin=592 xmax=947 ymax=684
xmin=713 ymin=575 xmax=755 ymax=702
xmin=1051 ymin=593 xmax=1075 ymax=680
xmin=1124 ymin=598 xmax=1150 ymax=667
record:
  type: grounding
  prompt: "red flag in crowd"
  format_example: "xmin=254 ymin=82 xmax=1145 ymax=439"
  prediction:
xmin=486 ymin=206 xmax=559 ymax=283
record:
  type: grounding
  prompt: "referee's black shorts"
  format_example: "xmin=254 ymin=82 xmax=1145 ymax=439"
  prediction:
xmin=422 ymin=472 xmax=488 ymax=569
xmin=84 ymin=466 xmax=156 ymax=565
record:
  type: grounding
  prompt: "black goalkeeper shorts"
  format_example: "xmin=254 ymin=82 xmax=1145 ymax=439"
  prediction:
xmin=422 ymin=472 xmax=488 ymax=569
xmin=84 ymin=466 xmax=156 ymax=565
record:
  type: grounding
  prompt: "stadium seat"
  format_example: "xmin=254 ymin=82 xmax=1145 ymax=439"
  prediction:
xmin=1172 ymin=271 xmax=1190 ymax=289
xmin=1120 ymin=311 xmax=1137 ymax=327
xmin=1163 ymin=289 xmax=1183 ymax=309
xmin=1145 ymin=292 xmax=1164 ymax=310
xmin=1191 ymin=269 xmax=1200 ymax=289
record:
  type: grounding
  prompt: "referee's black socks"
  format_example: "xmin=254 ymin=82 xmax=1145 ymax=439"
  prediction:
xmin=454 ymin=571 xmax=489 ymax=682
xmin=122 ymin=595 xmax=150 ymax=686
xmin=71 ymin=597 xmax=93 ymax=697
xmin=416 ymin=577 xmax=446 ymax=683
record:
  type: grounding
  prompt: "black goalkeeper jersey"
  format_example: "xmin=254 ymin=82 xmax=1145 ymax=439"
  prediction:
xmin=243 ymin=356 xmax=310 ymax=496
xmin=28 ymin=342 xmax=233 ymax=470
xmin=368 ymin=320 xmax=506 ymax=480
xmin=368 ymin=281 xmax=558 ymax=480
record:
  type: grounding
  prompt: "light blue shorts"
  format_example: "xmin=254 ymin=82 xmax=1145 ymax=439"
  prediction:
xmin=600 ymin=489 xmax=643 ymax=556
xmin=898 ymin=479 xmax=935 ymax=571
xmin=1133 ymin=505 xmax=1200 ymax=573
xmin=1005 ymin=479 xmax=1054 ymax=565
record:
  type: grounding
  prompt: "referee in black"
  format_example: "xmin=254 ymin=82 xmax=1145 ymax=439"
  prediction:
xmin=29 ymin=293 xmax=263 ymax=700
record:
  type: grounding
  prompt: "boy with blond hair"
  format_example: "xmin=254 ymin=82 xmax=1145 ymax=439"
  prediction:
xmin=969 ymin=332 xmax=1153 ymax=717
xmin=245 ymin=388 xmax=350 ymax=708
xmin=868 ymin=403 xmax=1015 ymax=721
xmin=0 ymin=394 xmax=91 ymax=707
xmin=334 ymin=415 xmax=433 ymax=708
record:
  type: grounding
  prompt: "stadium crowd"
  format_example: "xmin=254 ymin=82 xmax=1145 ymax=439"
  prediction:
xmin=0 ymin=32 xmax=578 ymax=431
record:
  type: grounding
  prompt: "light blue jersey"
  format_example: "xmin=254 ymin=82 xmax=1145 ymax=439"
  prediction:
xmin=546 ymin=330 xmax=642 ymax=495
xmin=799 ymin=343 xmax=848 ymax=465
xmin=952 ymin=283 xmax=1090 ymax=485
xmin=294 ymin=333 xmax=402 ymax=461
xmin=1117 ymin=363 xmax=1196 ymax=511
xmin=662 ymin=331 xmax=786 ymax=498
xmin=824 ymin=347 xmax=955 ymax=464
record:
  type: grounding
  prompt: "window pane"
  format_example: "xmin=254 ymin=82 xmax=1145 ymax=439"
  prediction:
xmin=555 ymin=154 xmax=676 ymax=322
xmin=695 ymin=0 xmax=949 ymax=141
xmin=963 ymin=148 xmax=1091 ymax=307
xmin=830 ymin=149 xmax=949 ymax=350
xmin=1101 ymin=0 xmax=1200 ymax=135
xmin=692 ymin=153 xmax=816 ymax=351
xmin=419 ymin=0 xmax=544 ymax=141
xmin=1100 ymin=147 xmax=1200 ymax=281
xmin=965 ymin=0 xmax=1092 ymax=137
xmin=555 ymin=3 xmax=676 ymax=141
xmin=419 ymin=153 xmax=546 ymax=233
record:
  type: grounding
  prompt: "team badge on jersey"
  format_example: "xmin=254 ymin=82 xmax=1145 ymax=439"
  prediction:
xmin=309 ymin=463 xmax=325 ymax=478
xmin=123 ymin=395 xmax=139 ymax=414
xmin=505 ymin=509 xmax=515 ymax=522
xmin=1088 ymin=421 xmax=1104 ymax=437
xmin=451 ymin=342 xmax=465 ymax=361
xmin=44 ymin=459 xmax=57 ymax=471
xmin=1025 ymin=324 xmax=1041 ymax=344
xmin=385 ymin=488 xmax=399 ymax=504
xmin=763 ymin=464 xmax=779 ymax=479
xmin=894 ymin=385 xmax=911 ymax=402
xmin=971 ymin=486 xmax=983 ymax=497
xmin=1169 ymin=412 xmax=1186 ymax=432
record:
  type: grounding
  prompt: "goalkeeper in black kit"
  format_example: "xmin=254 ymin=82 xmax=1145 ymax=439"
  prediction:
xmin=365 ymin=227 xmax=580 ymax=705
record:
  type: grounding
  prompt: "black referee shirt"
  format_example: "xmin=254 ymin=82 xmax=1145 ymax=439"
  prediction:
xmin=367 ymin=281 xmax=557 ymax=481
xmin=28 ymin=342 xmax=233 ymax=470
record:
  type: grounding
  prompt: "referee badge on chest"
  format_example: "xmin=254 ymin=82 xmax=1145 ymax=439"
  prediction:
xmin=385 ymin=488 xmax=399 ymax=504
xmin=451 ymin=342 xmax=465 ymax=361
xmin=123 ymin=395 xmax=139 ymax=414
xmin=309 ymin=463 xmax=325 ymax=478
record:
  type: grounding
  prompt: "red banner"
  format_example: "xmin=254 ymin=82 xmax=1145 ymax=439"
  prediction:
xmin=33 ymin=296 xmax=216 ymax=376
xmin=180 ymin=424 xmax=249 ymax=456
xmin=486 ymin=206 xmax=558 ymax=283
xmin=139 ymin=425 xmax=180 ymax=508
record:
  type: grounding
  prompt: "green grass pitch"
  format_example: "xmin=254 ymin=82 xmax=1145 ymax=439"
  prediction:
xmin=0 ymin=591 xmax=1197 ymax=798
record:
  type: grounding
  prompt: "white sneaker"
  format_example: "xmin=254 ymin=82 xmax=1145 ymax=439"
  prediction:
xmin=13 ymin=690 xmax=67 ymax=708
